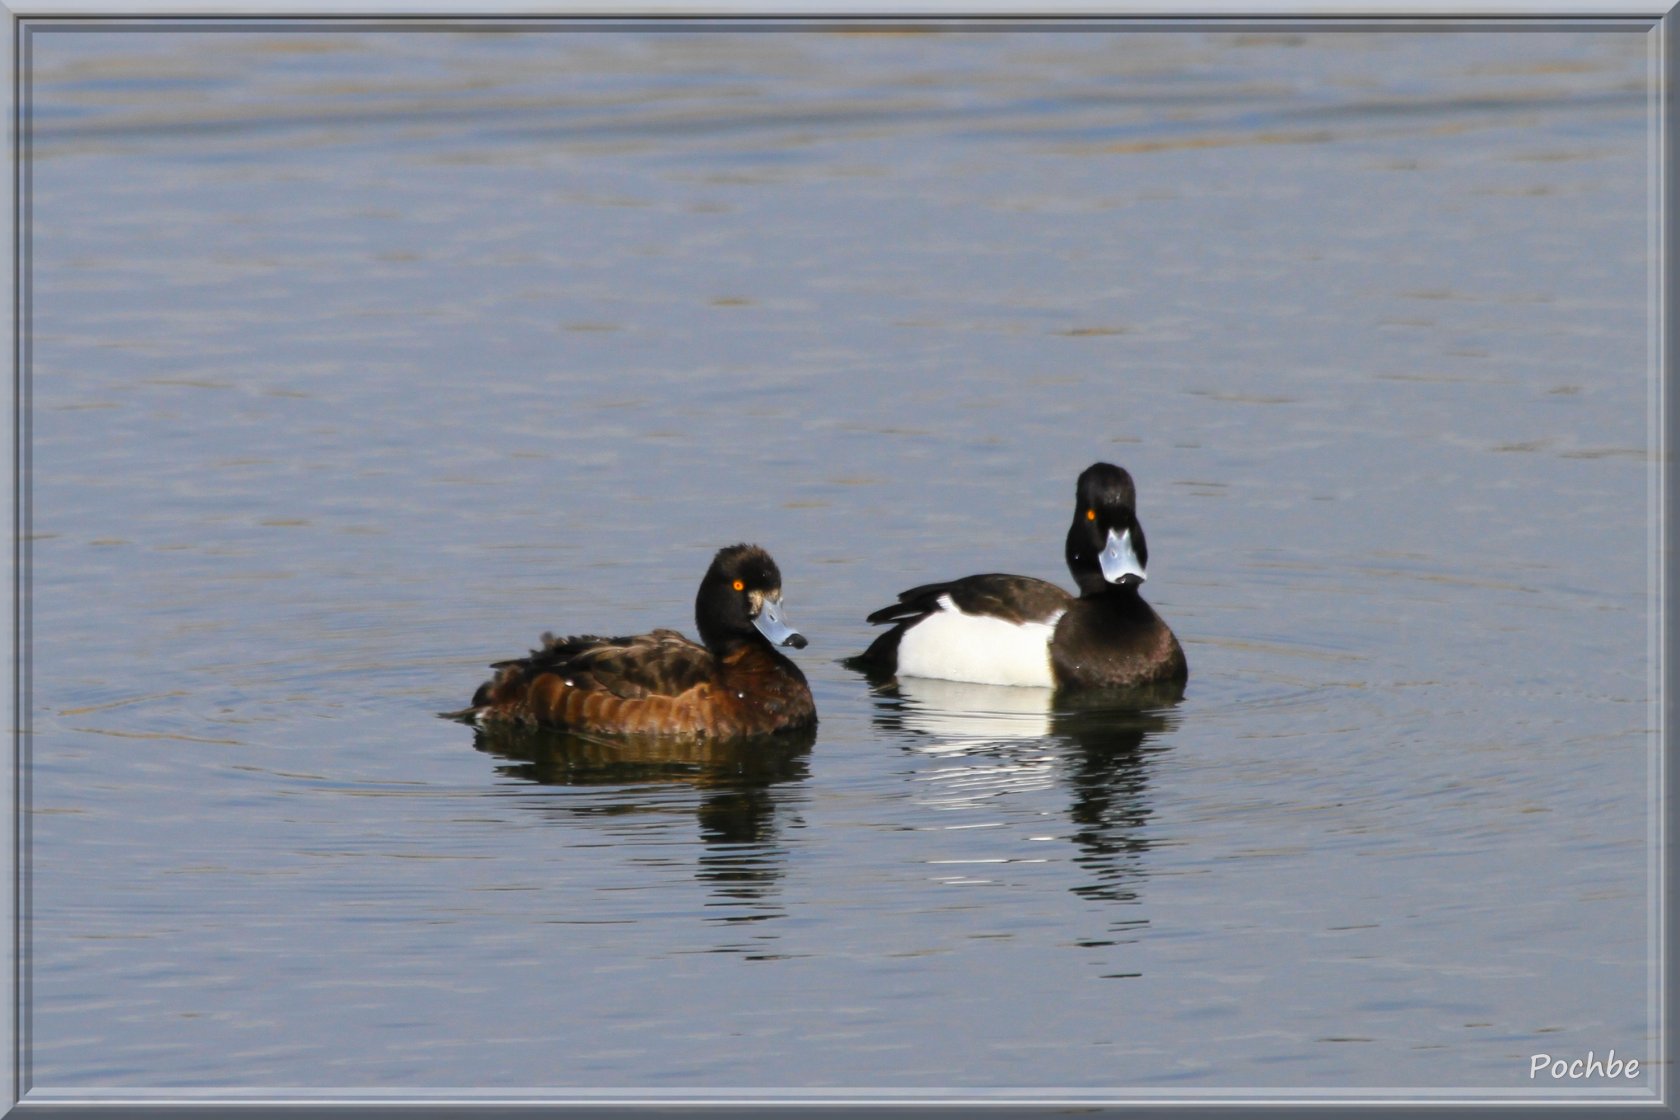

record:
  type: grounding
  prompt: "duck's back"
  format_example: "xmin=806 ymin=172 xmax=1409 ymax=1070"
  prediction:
xmin=471 ymin=629 xmax=813 ymax=737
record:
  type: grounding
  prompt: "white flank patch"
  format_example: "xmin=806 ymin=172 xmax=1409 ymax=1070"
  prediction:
xmin=894 ymin=595 xmax=1062 ymax=688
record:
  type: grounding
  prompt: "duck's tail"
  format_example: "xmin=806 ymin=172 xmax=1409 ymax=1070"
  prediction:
xmin=440 ymin=662 xmax=524 ymax=723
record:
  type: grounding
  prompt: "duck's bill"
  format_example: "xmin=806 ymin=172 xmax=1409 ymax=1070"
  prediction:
xmin=1099 ymin=527 xmax=1147 ymax=586
xmin=754 ymin=596 xmax=808 ymax=649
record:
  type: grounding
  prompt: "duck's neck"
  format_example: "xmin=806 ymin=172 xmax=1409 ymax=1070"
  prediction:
xmin=701 ymin=625 xmax=763 ymax=658
xmin=1070 ymin=565 xmax=1131 ymax=599
xmin=715 ymin=633 xmax=808 ymax=687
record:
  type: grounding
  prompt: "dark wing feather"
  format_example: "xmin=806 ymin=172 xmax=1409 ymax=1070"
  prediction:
xmin=491 ymin=628 xmax=715 ymax=701
xmin=865 ymin=573 xmax=1072 ymax=627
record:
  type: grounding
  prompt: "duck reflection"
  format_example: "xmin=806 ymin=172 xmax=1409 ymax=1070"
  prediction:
xmin=864 ymin=675 xmax=1181 ymax=909
xmin=1051 ymin=701 xmax=1177 ymax=906
xmin=469 ymin=722 xmax=814 ymax=930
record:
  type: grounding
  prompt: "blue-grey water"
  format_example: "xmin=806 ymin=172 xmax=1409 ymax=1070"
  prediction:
xmin=22 ymin=23 xmax=1657 ymax=1100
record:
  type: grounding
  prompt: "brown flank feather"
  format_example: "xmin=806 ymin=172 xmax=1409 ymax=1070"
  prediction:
xmin=462 ymin=627 xmax=814 ymax=738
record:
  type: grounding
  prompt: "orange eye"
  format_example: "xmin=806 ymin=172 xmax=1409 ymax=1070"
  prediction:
xmin=1085 ymin=508 xmax=1096 ymax=522
xmin=732 ymin=579 xmax=745 ymax=592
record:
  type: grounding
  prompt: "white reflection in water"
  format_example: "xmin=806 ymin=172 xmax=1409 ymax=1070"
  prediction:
xmin=891 ymin=678 xmax=1059 ymax=812
xmin=894 ymin=675 xmax=1056 ymax=745
xmin=863 ymin=672 xmax=1181 ymax=911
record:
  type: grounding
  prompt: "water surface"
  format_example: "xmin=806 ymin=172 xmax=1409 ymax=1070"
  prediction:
xmin=22 ymin=23 xmax=1657 ymax=1100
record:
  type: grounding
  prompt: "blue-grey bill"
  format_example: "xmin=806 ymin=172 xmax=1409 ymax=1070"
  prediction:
xmin=1099 ymin=527 xmax=1147 ymax=585
xmin=754 ymin=596 xmax=808 ymax=649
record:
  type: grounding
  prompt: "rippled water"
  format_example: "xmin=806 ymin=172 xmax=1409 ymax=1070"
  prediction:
xmin=22 ymin=23 xmax=1657 ymax=1099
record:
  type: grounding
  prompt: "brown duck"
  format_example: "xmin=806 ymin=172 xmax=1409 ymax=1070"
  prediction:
xmin=456 ymin=544 xmax=816 ymax=738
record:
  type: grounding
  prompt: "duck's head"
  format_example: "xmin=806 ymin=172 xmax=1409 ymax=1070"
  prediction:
xmin=1064 ymin=462 xmax=1149 ymax=596
xmin=697 ymin=543 xmax=808 ymax=651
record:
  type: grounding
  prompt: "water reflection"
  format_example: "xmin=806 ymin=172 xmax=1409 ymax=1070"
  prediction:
xmin=468 ymin=723 xmax=814 ymax=932
xmin=865 ymin=675 xmax=1180 ymax=909
xmin=1051 ymin=703 xmax=1177 ymax=907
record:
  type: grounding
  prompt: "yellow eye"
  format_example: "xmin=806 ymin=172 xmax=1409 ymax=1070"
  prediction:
xmin=1085 ymin=508 xmax=1096 ymax=522
xmin=732 ymin=579 xmax=745 ymax=592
